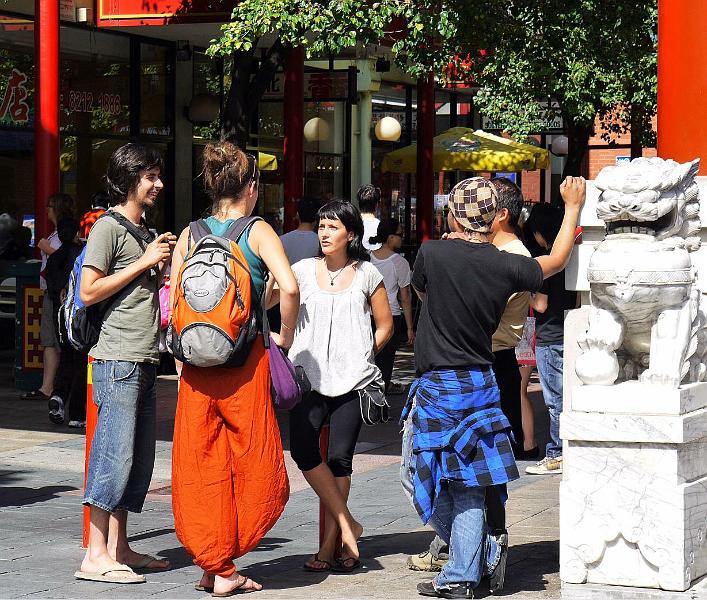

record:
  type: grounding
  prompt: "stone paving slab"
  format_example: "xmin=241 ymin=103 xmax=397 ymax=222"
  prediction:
xmin=0 ymin=352 xmax=599 ymax=599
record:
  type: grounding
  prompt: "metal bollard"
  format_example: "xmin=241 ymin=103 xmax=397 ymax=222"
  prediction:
xmin=82 ymin=356 xmax=97 ymax=548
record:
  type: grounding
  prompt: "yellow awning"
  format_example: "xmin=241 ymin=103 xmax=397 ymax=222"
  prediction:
xmin=381 ymin=128 xmax=549 ymax=173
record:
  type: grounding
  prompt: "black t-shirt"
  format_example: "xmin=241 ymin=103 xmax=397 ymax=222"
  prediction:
xmin=535 ymin=270 xmax=577 ymax=346
xmin=412 ymin=240 xmax=544 ymax=374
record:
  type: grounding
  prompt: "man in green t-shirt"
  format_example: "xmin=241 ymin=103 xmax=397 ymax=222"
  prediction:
xmin=75 ymin=143 xmax=176 ymax=585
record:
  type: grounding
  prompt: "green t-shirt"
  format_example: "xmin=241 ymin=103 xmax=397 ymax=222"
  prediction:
xmin=82 ymin=212 xmax=160 ymax=364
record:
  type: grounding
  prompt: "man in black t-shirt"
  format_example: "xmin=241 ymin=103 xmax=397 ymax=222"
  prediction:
xmin=406 ymin=176 xmax=586 ymax=598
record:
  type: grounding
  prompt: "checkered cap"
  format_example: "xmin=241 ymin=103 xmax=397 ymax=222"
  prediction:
xmin=447 ymin=177 xmax=498 ymax=233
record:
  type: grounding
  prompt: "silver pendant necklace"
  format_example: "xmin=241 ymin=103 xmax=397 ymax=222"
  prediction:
xmin=327 ymin=259 xmax=350 ymax=286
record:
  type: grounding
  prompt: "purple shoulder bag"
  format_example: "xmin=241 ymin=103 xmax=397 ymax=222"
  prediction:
xmin=268 ymin=336 xmax=310 ymax=410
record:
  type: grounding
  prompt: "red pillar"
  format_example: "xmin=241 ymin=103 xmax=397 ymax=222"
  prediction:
xmin=82 ymin=357 xmax=97 ymax=547
xmin=283 ymin=47 xmax=304 ymax=233
xmin=416 ymin=74 xmax=435 ymax=242
xmin=35 ymin=0 xmax=60 ymax=241
xmin=657 ymin=0 xmax=707 ymax=173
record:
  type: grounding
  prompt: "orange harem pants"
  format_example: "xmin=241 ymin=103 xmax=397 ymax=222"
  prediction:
xmin=172 ymin=339 xmax=289 ymax=577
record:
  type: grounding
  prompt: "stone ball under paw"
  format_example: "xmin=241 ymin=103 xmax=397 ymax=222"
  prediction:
xmin=576 ymin=348 xmax=620 ymax=385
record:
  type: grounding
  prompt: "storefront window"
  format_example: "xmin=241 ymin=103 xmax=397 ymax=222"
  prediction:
xmin=372 ymin=82 xmax=414 ymax=243
xmin=192 ymin=49 xmax=222 ymax=141
xmin=140 ymin=43 xmax=173 ymax=136
xmin=60 ymin=27 xmax=130 ymax=136
xmin=303 ymin=100 xmax=346 ymax=202
xmin=0 ymin=15 xmax=34 ymax=219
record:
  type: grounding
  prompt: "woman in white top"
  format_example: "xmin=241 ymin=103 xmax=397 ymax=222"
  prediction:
xmin=288 ymin=200 xmax=393 ymax=573
xmin=370 ymin=218 xmax=415 ymax=392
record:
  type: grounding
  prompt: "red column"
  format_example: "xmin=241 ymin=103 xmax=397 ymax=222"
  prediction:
xmin=416 ymin=74 xmax=435 ymax=242
xmin=657 ymin=0 xmax=707 ymax=173
xmin=35 ymin=0 xmax=60 ymax=241
xmin=283 ymin=47 xmax=304 ymax=233
xmin=82 ymin=357 xmax=97 ymax=547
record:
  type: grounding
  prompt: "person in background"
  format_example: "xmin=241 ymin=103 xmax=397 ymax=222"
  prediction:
xmin=288 ymin=200 xmax=393 ymax=574
xmin=523 ymin=203 xmax=579 ymax=476
xmin=79 ymin=191 xmax=109 ymax=240
xmin=370 ymin=218 xmax=414 ymax=394
xmin=280 ymin=196 xmax=321 ymax=265
xmin=45 ymin=216 xmax=87 ymax=428
xmin=358 ymin=184 xmax=382 ymax=252
xmin=270 ymin=196 xmax=322 ymax=333
xmin=22 ymin=193 xmax=75 ymax=402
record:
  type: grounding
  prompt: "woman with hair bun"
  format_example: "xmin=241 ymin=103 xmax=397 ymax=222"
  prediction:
xmin=170 ymin=142 xmax=299 ymax=595
xmin=287 ymin=199 xmax=393 ymax=573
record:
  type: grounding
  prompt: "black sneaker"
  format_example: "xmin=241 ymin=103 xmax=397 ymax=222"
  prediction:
xmin=488 ymin=532 xmax=508 ymax=594
xmin=417 ymin=581 xmax=473 ymax=598
xmin=48 ymin=396 xmax=65 ymax=425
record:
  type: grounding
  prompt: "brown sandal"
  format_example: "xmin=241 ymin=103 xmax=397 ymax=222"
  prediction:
xmin=211 ymin=575 xmax=260 ymax=597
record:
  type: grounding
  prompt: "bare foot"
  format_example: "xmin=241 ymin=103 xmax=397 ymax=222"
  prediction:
xmin=114 ymin=549 xmax=170 ymax=570
xmin=214 ymin=573 xmax=262 ymax=595
xmin=304 ymin=553 xmax=334 ymax=571
xmin=80 ymin=551 xmax=131 ymax=578
xmin=197 ymin=570 xmax=215 ymax=591
xmin=341 ymin=520 xmax=363 ymax=560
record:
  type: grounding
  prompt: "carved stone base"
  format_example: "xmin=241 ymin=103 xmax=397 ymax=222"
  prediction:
xmin=560 ymin=384 xmax=707 ymax=592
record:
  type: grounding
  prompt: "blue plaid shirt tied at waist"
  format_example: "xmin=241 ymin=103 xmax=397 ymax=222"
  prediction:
xmin=400 ymin=368 xmax=519 ymax=524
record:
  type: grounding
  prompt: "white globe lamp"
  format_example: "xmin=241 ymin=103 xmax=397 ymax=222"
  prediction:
xmin=551 ymin=135 xmax=569 ymax=156
xmin=375 ymin=116 xmax=402 ymax=142
xmin=303 ymin=117 xmax=330 ymax=142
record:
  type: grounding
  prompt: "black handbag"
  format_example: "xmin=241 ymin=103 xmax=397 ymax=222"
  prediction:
xmin=358 ymin=383 xmax=391 ymax=426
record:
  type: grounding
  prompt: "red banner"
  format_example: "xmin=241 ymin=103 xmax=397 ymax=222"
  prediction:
xmin=96 ymin=0 xmax=235 ymax=27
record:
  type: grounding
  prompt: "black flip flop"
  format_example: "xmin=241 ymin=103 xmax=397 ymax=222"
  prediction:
xmin=303 ymin=553 xmax=333 ymax=572
xmin=22 ymin=390 xmax=50 ymax=401
xmin=331 ymin=557 xmax=362 ymax=573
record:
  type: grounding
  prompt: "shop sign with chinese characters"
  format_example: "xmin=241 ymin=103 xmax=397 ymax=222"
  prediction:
xmin=264 ymin=72 xmax=350 ymax=100
xmin=0 ymin=68 xmax=30 ymax=124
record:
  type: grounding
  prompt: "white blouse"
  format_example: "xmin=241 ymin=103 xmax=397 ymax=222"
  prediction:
xmin=288 ymin=258 xmax=385 ymax=397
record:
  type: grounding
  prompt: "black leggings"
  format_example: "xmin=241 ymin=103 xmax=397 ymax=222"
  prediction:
xmin=492 ymin=348 xmax=523 ymax=451
xmin=374 ymin=315 xmax=405 ymax=388
xmin=289 ymin=390 xmax=363 ymax=477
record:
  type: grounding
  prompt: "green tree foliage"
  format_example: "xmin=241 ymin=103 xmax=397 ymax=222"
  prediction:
xmin=445 ymin=1 xmax=658 ymax=175
xmin=209 ymin=0 xmax=657 ymax=177
xmin=208 ymin=0 xmax=461 ymax=145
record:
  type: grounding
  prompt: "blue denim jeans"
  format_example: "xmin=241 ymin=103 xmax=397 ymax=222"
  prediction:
xmin=400 ymin=410 xmax=500 ymax=582
xmin=535 ymin=344 xmax=564 ymax=459
xmin=429 ymin=481 xmax=489 ymax=587
xmin=83 ymin=360 xmax=157 ymax=513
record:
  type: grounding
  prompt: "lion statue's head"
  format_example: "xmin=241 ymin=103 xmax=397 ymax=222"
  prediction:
xmin=594 ymin=157 xmax=701 ymax=250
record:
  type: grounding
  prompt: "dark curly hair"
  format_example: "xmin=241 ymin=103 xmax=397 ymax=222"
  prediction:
xmin=105 ymin=143 xmax=163 ymax=206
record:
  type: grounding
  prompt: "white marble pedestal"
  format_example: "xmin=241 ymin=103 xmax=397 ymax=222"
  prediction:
xmin=559 ymin=381 xmax=707 ymax=591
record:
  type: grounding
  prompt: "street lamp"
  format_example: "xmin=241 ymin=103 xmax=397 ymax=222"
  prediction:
xmin=375 ymin=116 xmax=402 ymax=142
xmin=551 ymin=135 xmax=569 ymax=156
xmin=304 ymin=117 xmax=330 ymax=142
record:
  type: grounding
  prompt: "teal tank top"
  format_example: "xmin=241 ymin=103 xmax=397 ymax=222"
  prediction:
xmin=203 ymin=216 xmax=267 ymax=300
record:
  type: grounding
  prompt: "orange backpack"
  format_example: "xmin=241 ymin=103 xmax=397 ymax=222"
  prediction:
xmin=167 ymin=217 xmax=268 ymax=367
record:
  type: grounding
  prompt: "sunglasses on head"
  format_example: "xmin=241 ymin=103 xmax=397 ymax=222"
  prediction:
xmin=245 ymin=153 xmax=258 ymax=183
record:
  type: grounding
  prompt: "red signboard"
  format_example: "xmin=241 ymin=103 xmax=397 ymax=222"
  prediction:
xmin=96 ymin=0 xmax=235 ymax=27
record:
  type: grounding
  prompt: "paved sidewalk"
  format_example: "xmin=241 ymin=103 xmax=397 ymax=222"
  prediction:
xmin=0 ymin=351 xmax=564 ymax=599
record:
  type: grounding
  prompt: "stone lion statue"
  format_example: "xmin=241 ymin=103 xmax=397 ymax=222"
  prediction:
xmin=575 ymin=157 xmax=707 ymax=387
